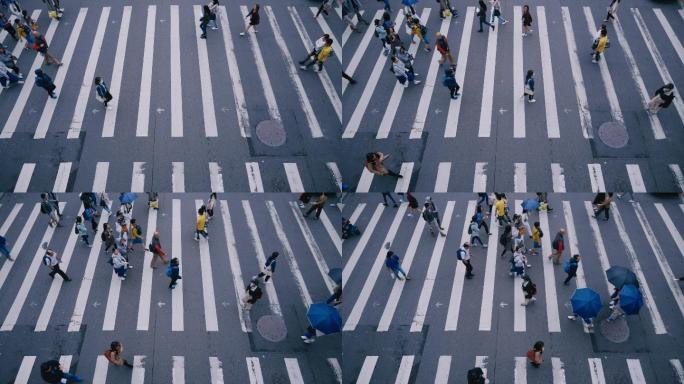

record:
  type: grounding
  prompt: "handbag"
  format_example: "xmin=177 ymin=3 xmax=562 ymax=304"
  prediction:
xmin=524 ymin=87 xmax=534 ymax=96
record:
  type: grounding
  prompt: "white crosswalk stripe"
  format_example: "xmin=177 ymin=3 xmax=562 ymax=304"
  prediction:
xmin=537 ymin=6 xmax=560 ymax=138
xmin=561 ymin=7 xmax=593 ymax=138
xmin=172 ymin=199 xmax=184 ymax=331
xmin=443 ymin=6 xmax=475 ymax=138
xmin=52 ymin=162 xmax=72 ymax=193
xmin=193 ymin=5 xmax=218 ymax=138
xmin=99 ymin=6 xmax=131 ymax=138
xmin=246 ymin=357 xmax=265 ymax=384
xmin=394 ymin=355 xmax=414 ymax=384
xmin=513 ymin=6 xmax=525 ymax=139
xmin=218 ymin=6 xmax=250 ymax=137
xmin=13 ymin=163 xmax=35 ymax=192
xmin=14 ymin=356 xmax=35 ymax=384
xmin=136 ymin=5 xmax=156 ymax=137
xmin=343 ymin=10 xmax=384 ymax=94
xmin=478 ymin=11 xmax=499 ymax=138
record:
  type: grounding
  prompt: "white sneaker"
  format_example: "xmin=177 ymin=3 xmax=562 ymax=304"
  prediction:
xmin=303 ymin=338 xmax=315 ymax=344
xmin=120 ymin=276 xmax=126 ymax=280
xmin=239 ymin=32 xmax=245 ymax=36
xmin=567 ymin=315 xmax=576 ymax=320
xmin=299 ymin=65 xmax=307 ymax=70
xmin=483 ymin=244 xmax=488 ymax=248
xmin=528 ymin=99 xmax=536 ymax=103
xmin=413 ymin=80 xmax=421 ymax=85
xmin=403 ymin=82 xmax=409 ymax=88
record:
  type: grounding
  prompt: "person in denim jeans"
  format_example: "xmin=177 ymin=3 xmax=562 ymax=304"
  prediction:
xmin=385 ymin=251 xmax=411 ymax=280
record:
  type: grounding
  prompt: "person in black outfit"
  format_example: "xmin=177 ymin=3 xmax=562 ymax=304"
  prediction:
xmin=477 ymin=0 xmax=495 ymax=32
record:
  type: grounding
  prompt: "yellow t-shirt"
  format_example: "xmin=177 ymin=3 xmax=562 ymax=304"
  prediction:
xmin=317 ymin=45 xmax=333 ymax=62
xmin=532 ymin=227 xmax=541 ymax=243
xmin=596 ymin=36 xmax=609 ymax=53
xmin=495 ymin=200 xmax=505 ymax=217
xmin=196 ymin=214 xmax=206 ymax=230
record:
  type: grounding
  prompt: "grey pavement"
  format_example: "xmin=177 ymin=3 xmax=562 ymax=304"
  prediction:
xmin=0 ymin=192 xmax=341 ymax=382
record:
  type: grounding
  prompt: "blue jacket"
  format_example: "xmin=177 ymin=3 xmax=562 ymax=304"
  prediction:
xmin=264 ymin=256 xmax=277 ymax=272
xmin=34 ymin=69 xmax=54 ymax=89
xmin=0 ymin=235 xmax=6 ymax=246
xmin=385 ymin=254 xmax=400 ymax=270
xmin=525 ymin=77 xmax=535 ymax=91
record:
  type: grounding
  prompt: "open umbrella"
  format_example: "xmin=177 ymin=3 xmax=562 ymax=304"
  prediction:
xmin=521 ymin=199 xmax=540 ymax=212
xmin=307 ymin=303 xmax=342 ymax=335
xmin=119 ymin=193 xmax=138 ymax=204
xmin=570 ymin=288 xmax=602 ymax=319
xmin=328 ymin=268 xmax=342 ymax=285
xmin=606 ymin=266 xmax=638 ymax=289
xmin=619 ymin=284 xmax=643 ymax=315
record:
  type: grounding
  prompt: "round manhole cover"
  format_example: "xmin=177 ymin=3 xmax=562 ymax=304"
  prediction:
xmin=598 ymin=121 xmax=629 ymax=148
xmin=599 ymin=317 xmax=630 ymax=343
xmin=255 ymin=120 xmax=286 ymax=147
xmin=256 ymin=314 xmax=287 ymax=342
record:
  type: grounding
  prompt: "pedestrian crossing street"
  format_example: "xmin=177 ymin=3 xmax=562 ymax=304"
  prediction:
xmin=352 ymin=159 xmax=684 ymax=193
xmin=10 ymin=159 xmax=344 ymax=194
xmin=342 ymin=195 xmax=684 ymax=336
xmin=7 ymin=354 xmax=343 ymax=384
xmin=0 ymin=193 xmax=341 ymax=381
xmin=348 ymin=354 xmax=684 ymax=383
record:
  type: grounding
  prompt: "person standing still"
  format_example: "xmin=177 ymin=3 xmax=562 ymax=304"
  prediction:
xmin=457 ymin=243 xmax=474 ymax=279
xmin=548 ymin=229 xmax=566 ymax=265
xmin=240 ymin=4 xmax=260 ymax=36
xmin=94 ymin=77 xmax=113 ymax=109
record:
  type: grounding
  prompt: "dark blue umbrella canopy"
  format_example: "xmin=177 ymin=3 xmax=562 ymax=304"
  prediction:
xmin=119 ymin=193 xmax=138 ymax=204
xmin=522 ymin=199 xmax=540 ymax=212
xmin=606 ymin=266 xmax=638 ymax=289
xmin=570 ymin=288 xmax=602 ymax=319
xmin=307 ymin=303 xmax=342 ymax=335
xmin=619 ymin=284 xmax=644 ymax=315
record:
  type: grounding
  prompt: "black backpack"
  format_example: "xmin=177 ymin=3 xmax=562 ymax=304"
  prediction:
xmin=40 ymin=360 xmax=63 ymax=383
xmin=40 ymin=201 xmax=51 ymax=214
xmin=499 ymin=233 xmax=507 ymax=246
xmin=467 ymin=367 xmax=485 ymax=384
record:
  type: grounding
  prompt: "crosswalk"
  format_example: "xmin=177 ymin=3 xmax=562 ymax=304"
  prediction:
xmin=342 ymin=196 xmax=684 ymax=335
xmin=349 ymin=355 xmax=684 ymax=383
xmin=351 ymin=160 xmax=684 ymax=193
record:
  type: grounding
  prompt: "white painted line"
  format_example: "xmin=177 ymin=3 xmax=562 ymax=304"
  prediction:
xmin=246 ymin=357 xmax=265 ymax=384
xmin=136 ymin=6 xmax=156 ymax=137
xmin=515 ymin=357 xmax=527 ymax=384
xmin=245 ymin=162 xmax=264 ymax=193
xmin=444 ymin=200 xmax=477 ymax=331
xmin=588 ymin=358 xmax=607 ymax=384
xmin=551 ymin=164 xmax=567 ymax=193
xmin=611 ymin=203 xmax=666 ymax=334
xmin=172 ymin=199 xmax=184 ymax=331
xmin=395 ymin=162 xmax=414 ymax=193
xmin=241 ymin=5 xmax=281 ymax=122
xmin=284 ymin=163 xmax=305 ymax=193
xmin=289 ymin=202 xmax=336 ymax=293
xmin=514 ymin=202 xmax=525 ymax=332
xmin=136 ymin=207 xmax=158 ymax=330
xmin=583 ymin=201 xmax=615 ymax=294
xmin=583 ymin=7 xmax=624 ymax=125
xmin=196 ymin=200 xmax=219 ymax=332
xmin=633 ymin=8 xmax=684 ymax=134
xmin=344 ymin=204 xmax=407 ymax=331
xmin=539 ymin=209 xmax=561 ymax=332
xmin=475 ymin=356 xmax=489 ymax=376
xmin=335 ymin=5 xmax=342 ymax=19
xmin=669 ymin=164 xmax=684 ymax=192
xmin=473 ymin=162 xmax=488 ymax=192
xmin=343 ymin=12 xmax=405 ymax=138
xmin=131 ymin=355 xmax=145 ymax=384
xmin=35 ymin=207 xmax=83 ymax=331
xmin=14 ymin=356 xmax=36 ymax=384
xmin=348 ymin=203 xmax=366 ymax=227
xmin=377 ymin=210 xmax=426 ymax=331
xmin=68 ymin=209 xmax=112 ymax=331
xmin=14 ymin=163 xmax=35 ymax=192
xmin=562 ymin=202 xmax=587 ymax=289
xmin=343 ymin=10 xmax=386 ymax=93
xmin=93 ymin=162 xmax=109 ymax=192
xmin=356 ymin=168 xmax=374 ymax=192
xmin=101 ymin=6 xmax=131 ymax=138
xmin=172 ymin=162 xmax=185 ymax=193
xmin=0 ymin=15 xmax=16 ymax=42
xmin=537 ymin=6 xmax=560 ymax=138
xmin=220 ymin=202 xmax=250 ymax=332
xmin=266 ymin=200 xmax=313 ymax=307
xmin=326 ymin=162 xmax=343 ymax=192
xmin=289 ymin=6 xmax=341 ymax=123
xmin=513 ymin=6 xmax=525 ymax=139
xmin=443 ymin=7 xmax=475 ymax=138
xmin=210 ymin=357 xmax=225 ymax=384
xmin=173 ymin=356 xmax=185 ymax=384
xmin=411 ymin=202 xmax=456 ymax=332
xmin=627 ymin=359 xmax=646 ymax=384
xmin=33 ymin=8 xmax=88 ymax=139
xmin=319 ymin=210 xmax=342 ymax=256
xmin=131 ymin=162 xmax=145 ymax=193
xmin=193 ymin=5 xmax=219 ymax=137
xmin=434 ymin=356 xmax=452 ymax=384
xmin=478 ymin=12 xmax=499 ymax=138
xmin=377 ymin=9 xmax=430 ymax=139
xmin=670 ymin=359 xmax=684 ymax=384
xmin=478 ymin=205 xmax=499 ymax=331
xmin=285 ymin=358 xmax=305 ymax=384
xmin=219 ymin=6 xmax=249 ymax=137
xmin=93 ymin=355 xmax=109 ymax=383
xmin=434 ymin=162 xmax=451 ymax=192
xmin=209 ymin=162 xmax=225 ymax=193
xmin=170 ymin=5 xmax=184 ymax=138
xmin=0 ymin=204 xmax=22 ymax=236
xmin=587 ymin=164 xmax=606 ymax=193
xmin=327 ymin=358 xmax=342 ymax=384
xmin=552 ymin=357 xmax=567 ymax=384
xmin=561 ymin=7 xmax=593 ymax=138
xmin=1 ymin=203 xmax=64 ymax=331
xmin=633 ymin=202 xmax=684 ymax=320
xmin=66 ymin=7 xmax=110 ymax=139
xmin=0 ymin=16 xmax=58 ymax=139
xmin=626 ymin=164 xmax=647 ymax=193
xmin=243 ymin=200 xmax=282 ymax=317
xmin=514 ymin=163 xmax=527 ymax=193
xmin=655 ymin=203 xmax=684 ymax=263
xmin=53 ymin=162 xmax=72 ymax=193
xmin=343 ymin=203 xmax=384 ymax=288
xmin=309 ymin=7 xmax=342 ymax=64
xmin=0 ymin=204 xmax=37 ymax=293
xmin=356 ymin=356 xmax=379 ymax=384
xmin=395 ymin=356 xmax=415 ymax=384
xmin=103 ymin=263 xmax=123 ymax=330
xmin=612 ymin=14 xmax=665 ymax=140
xmin=654 ymin=9 xmax=684 ymax=66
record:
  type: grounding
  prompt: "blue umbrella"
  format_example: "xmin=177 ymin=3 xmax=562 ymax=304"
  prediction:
xmin=119 ymin=193 xmax=138 ymax=204
xmin=307 ymin=303 xmax=342 ymax=335
xmin=606 ymin=266 xmax=638 ymax=289
xmin=328 ymin=268 xmax=342 ymax=285
xmin=570 ymin=288 xmax=603 ymax=319
xmin=619 ymin=284 xmax=643 ymax=315
xmin=521 ymin=199 xmax=540 ymax=212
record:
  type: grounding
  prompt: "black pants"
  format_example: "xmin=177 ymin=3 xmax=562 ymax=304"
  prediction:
xmin=382 ymin=192 xmax=397 ymax=206
xmin=501 ymin=245 xmax=512 ymax=258
xmin=49 ymin=265 xmax=70 ymax=280
xmin=471 ymin=235 xmax=484 ymax=246
xmin=595 ymin=205 xmax=609 ymax=219
xmin=478 ymin=220 xmax=490 ymax=234
xmin=103 ymin=92 xmax=113 ymax=107
xmin=564 ymin=270 xmax=577 ymax=285
xmin=104 ymin=240 xmax=115 ymax=253
xmin=169 ymin=275 xmax=179 ymax=288
xmin=449 ymin=84 xmax=460 ymax=98
xmin=305 ymin=204 xmax=324 ymax=218
xmin=342 ymin=72 xmax=355 ymax=83
xmin=462 ymin=260 xmax=473 ymax=278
